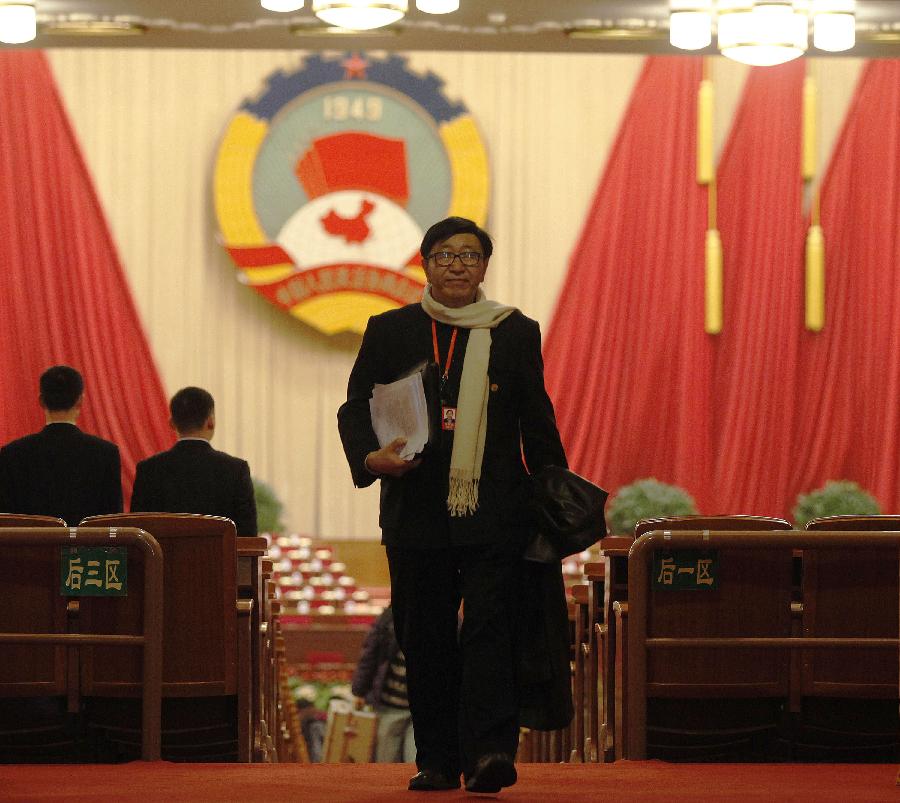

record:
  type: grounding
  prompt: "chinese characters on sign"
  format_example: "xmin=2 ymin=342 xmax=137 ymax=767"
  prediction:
xmin=652 ymin=550 xmax=719 ymax=590
xmin=59 ymin=546 xmax=127 ymax=596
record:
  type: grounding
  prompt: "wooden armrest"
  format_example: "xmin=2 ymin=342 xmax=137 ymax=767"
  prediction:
xmin=572 ymin=584 xmax=590 ymax=604
xmin=613 ymin=601 xmax=628 ymax=618
xmin=237 ymin=599 xmax=253 ymax=616
xmin=581 ymin=643 xmax=591 ymax=657
xmin=599 ymin=536 xmax=633 ymax=555
xmin=237 ymin=536 xmax=268 ymax=556
xmin=595 ymin=623 xmax=606 ymax=637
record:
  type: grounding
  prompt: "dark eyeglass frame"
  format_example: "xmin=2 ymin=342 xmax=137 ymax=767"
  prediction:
xmin=427 ymin=250 xmax=484 ymax=268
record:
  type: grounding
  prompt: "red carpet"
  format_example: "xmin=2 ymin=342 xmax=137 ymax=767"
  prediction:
xmin=2 ymin=762 xmax=897 ymax=801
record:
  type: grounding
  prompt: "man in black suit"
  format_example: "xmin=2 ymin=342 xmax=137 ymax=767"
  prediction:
xmin=131 ymin=386 xmax=257 ymax=536
xmin=338 ymin=217 xmax=567 ymax=794
xmin=0 ymin=365 xmax=122 ymax=524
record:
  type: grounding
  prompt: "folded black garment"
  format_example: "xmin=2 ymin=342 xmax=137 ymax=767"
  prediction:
xmin=524 ymin=465 xmax=608 ymax=562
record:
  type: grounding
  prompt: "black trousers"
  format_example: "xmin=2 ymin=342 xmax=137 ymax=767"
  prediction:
xmin=386 ymin=542 xmax=520 ymax=780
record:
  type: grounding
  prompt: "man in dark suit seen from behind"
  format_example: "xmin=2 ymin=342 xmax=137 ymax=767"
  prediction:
xmin=130 ymin=386 xmax=257 ymax=536
xmin=0 ymin=365 xmax=122 ymax=524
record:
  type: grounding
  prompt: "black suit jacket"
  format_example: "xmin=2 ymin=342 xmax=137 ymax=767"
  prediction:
xmin=0 ymin=423 xmax=122 ymax=525
xmin=130 ymin=440 xmax=258 ymax=536
xmin=338 ymin=303 xmax=567 ymax=549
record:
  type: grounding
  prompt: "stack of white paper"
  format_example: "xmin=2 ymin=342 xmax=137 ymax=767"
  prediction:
xmin=369 ymin=372 xmax=429 ymax=460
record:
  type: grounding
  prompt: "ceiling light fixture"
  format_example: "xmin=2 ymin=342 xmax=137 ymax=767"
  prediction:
xmin=415 ymin=0 xmax=459 ymax=12
xmin=0 ymin=1 xmax=37 ymax=44
xmin=289 ymin=20 xmax=402 ymax=35
xmin=811 ymin=0 xmax=855 ymax=51
xmin=670 ymin=1 xmax=856 ymax=66
xmin=313 ymin=1 xmax=407 ymax=31
xmin=261 ymin=0 xmax=305 ymax=11
xmin=669 ymin=1 xmax=712 ymax=50
xmin=718 ymin=0 xmax=808 ymax=66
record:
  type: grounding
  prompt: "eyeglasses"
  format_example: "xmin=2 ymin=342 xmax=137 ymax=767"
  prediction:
xmin=427 ymin=250 xmax=483 ymax=268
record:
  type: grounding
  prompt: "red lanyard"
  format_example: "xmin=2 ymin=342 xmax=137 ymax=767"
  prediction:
xmin=431 ymin=319 xmax=458 ymax=384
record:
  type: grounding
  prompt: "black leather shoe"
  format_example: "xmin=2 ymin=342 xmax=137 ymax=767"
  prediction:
xmin=464 ymin=753 xmax=517 ymax=794
xmin=408 ymin=769 xmax=461 ymax=791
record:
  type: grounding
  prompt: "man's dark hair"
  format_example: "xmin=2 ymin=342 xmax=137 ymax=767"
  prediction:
xmin=39 ymin=365 xmax=84 ymax=411
xmin=170 ymin=386 xmax=215 ymax=433
xmin=420 ymin=217 xmax=493 ymax=261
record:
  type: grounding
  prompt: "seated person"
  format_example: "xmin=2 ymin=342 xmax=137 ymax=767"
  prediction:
xmin=131 ymin=386 xmax=257 ymax=535
xmin=0 ymin=364 xmax=121 ymax=524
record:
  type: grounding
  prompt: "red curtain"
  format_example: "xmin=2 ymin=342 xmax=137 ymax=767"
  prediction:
xmin=547 ymin=57 xmax=900 ymax=518
xmin=0 ymin=51 xmax=172 ymax=505
xmin=711 ymin=60 xmax=806 ymax=515
xmin=791 ymin=60 xmax=900 ymax=510
xmin=544 ymin=57 xmax=713 ymax=511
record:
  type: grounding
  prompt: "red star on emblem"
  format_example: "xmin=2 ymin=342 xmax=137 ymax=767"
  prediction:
xmin=342 ymin=53 xmax=369 ymax=80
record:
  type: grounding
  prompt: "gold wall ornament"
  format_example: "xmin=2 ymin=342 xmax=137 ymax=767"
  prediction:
xmin=697 ymin=69 xmax=714 ymax=185
xmin=705 ymin=224 xmax=723 ymax=335
xmin=805 ymin=221 xmax=825 ymax=332
xmin=803 ymin=63 xmax=823 ymax=332
xmin=802 ymin=72 xmax=818 ymax=181
xmin=698 ymin=59 xmax=721 ymax=335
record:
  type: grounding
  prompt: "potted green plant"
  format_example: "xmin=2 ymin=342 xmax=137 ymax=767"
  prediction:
xmin=253 ymin=478 xmax=286 ymax=534
xmin=607 ymin=478 xmax=698 ymax=536
xmin=792 ymin=480 xmax=880 ymax=527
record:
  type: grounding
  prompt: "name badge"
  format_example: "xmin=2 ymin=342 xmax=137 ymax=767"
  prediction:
xmin=441 ymin=406 xmax=457 ymax=431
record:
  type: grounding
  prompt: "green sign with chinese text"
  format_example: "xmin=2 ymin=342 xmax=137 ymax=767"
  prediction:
xmin=60 ymin=546 xmax=127 ymax=596
xmin=653 ymin=550 xmax=719 ymax=590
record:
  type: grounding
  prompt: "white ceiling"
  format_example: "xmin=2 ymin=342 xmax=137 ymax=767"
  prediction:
xmin=22 ymin=1 xmax=900 ymax=56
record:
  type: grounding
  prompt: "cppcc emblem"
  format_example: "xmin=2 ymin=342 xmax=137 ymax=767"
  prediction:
xmin=213 ymin=53 xmax=490 ymax=336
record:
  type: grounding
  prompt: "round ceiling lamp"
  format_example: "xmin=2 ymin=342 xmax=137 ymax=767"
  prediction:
xmin=313 ymin=0 xmax=407 ymax=30
xmin=812 ymin=0 xmax=855 ymax=52
xmin=670 ymin=1 xmax=856 ymax=65
xmin=717 ymin=1 xmax=808 ymax=66
xmin=0 ymin=1 xmax=37 ymax=44
xmin=669 ymin=1 xmax=712 ymax=50
xmin=415 ymin=0 xmax=459 ymax=12
xmin=261 ymin=0 xmax=304 ymax=10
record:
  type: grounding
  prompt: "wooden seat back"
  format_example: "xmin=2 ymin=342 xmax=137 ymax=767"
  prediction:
xmin=803 ymin=516 xmax=899 ymax=698
xmin=0 ymin=515 xmax=67 ymax=697
xmin=78 ymin=513 xmax=237 ymax=697
xmin=638 ymin=516 xmax=793 ymax=698
xmin=627 ymin=519 xmax=794 ymax=761
xmin=634 ymin=515 xmax=793 ymax=538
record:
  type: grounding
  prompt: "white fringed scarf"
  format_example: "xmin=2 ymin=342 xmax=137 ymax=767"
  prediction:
xmin=421 ymin=286 xmax=516 ymax=516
